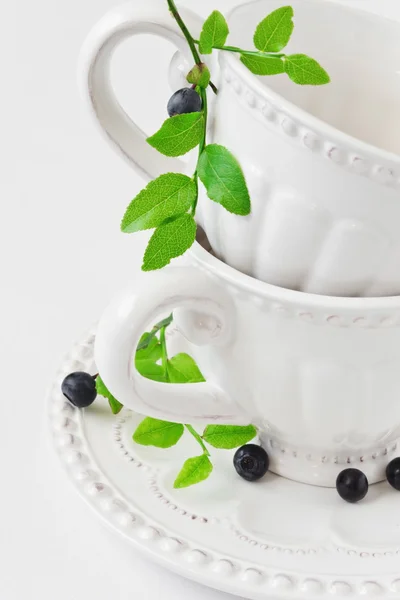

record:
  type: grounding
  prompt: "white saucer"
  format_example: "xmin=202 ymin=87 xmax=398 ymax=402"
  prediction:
xmin=49 ymin=328 xmax=400 ymax=599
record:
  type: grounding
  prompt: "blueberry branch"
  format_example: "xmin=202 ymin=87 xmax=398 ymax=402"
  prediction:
xmin=167 ymin=0 xmax=218 ymax=94
xmin=165 ymin=0 xmax=212 ymax=218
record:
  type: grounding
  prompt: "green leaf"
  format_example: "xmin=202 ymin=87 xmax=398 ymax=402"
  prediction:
xmin=147 ymin=113 xmax=204 ymax=157
xmin=121 ymin=174 xmax=196 ymax=234
xmin=135 ymin=335 xmax=166 ymax=382
xmin=253 ymin=6 xmax=294 ymax=53
xmin=187 ymin=63 xmax=211 ymax=88
xmin=137 ymin=331 xmax=157 ymax=352
xmin=174 ymin=454 xmax=213 ymax=488
xmin=198 ymin=144 xmax=251 ymax=216
xmin=199 ymin=10 xmax=229 ymax=54
xmin=96 ymin=376 xmax=123 ymax=415
xmin=135 ymin=360 xmax=166 ymax=382
xmin=142 ymin=213 xmax=196 ymax=271
xmin=285 ymin=54 xmax=330 ymax=85
xmin=107 ymin=395 xmax=124 ymax=415
xmin=203 ymin=425 xmax=257 ymax=449
xmin=136 ymin=315 xmax=173 ymax=351
xmin=135 ymin=335 xmax=162 ymax=363
xmin=167 ymin=353 xmax=205 ymax=383
xmin=133 ymin=417 xmax=184 ymax=448
xmin=240 ymin=54 xmax=284 ymax=76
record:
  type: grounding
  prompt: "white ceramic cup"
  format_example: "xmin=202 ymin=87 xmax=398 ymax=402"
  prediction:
xmin=95 ymin=231 xmax=400 ymax=487
xmin=80 ymin=0 xmax=400 ymax=297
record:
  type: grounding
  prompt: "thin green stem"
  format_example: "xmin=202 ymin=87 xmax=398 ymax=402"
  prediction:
xmin=198 ymin=87 xmax=208 ymax=156
xmin=167 ymin=1 xmax=218 ymax=94
xmin=191 ymin=176 xmax=199 ymax=216
xmin=159 ymin=325 xmax=169 ymax=380
xmin=192 ymin=40 xmax=284 ymax=59
xmin=191 ymin=86 xmax=208 ymax=216
xmin=137 ymin=314 xmax=173 ymax=350
xmin=209 ymin=81 xmax=218 ymax=95
xmin=185 ymin=424 xmax=210 ymax=456
xmin=167 ymin=0 xmax=202 ymax=65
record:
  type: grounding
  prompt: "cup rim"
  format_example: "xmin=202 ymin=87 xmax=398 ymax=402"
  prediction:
xmin=222 ymin=0 xmax=400 ymax=167
xmin=190 ymin=234 xmax=400 ymax=312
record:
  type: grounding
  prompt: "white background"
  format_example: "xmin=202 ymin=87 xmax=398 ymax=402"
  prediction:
xmin=4 ymin=0 xmax=400 ymax=598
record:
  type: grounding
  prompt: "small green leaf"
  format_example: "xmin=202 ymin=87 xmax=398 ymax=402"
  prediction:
xmin=135 ymin=335 xmax=165 ymax=382
xmin=199 ymin=10 xmax=229 ymax=54
xmin=137 ymin=331 xmax=152 ymax=351
xmin=136 ymin=331 xmax=159 ymax=358
xmin=254 ymin=6 xmax=294 ymax=53
xmin=96 ymin=376 xmax=123 ymax=415
xmin=203 ymin=425 xmax=257 ymax=449
xmin=240 ymin=54 xmax=284 ymax=76
xmin=142 ymin=213 xmax=196 ymax=271
xmin=198 ymin=144 xmax=251 ymax=216
xmin=121 ymin=174 xmax=196 ymax=233
xmin=133 ymin=417 xmax=184 ymax=448
xmin=285 ymin=54 xmax=330 ymax=85
xmin=107 ymin=395 xmax=124 ymax=415
xmin=135 ymin=360 xmax=166 ymax=382
xmin=174 ymin=454 xmax=213 ymax=488
xmin=136 ymin=335 xmax=162 ymax=363
xmin=147 ymin=113 xmax=204 ymax=157
xmin=167 ymin=353 xmax=205 ymax=383
xmin=187 ymin=63 xmax=211 ymax=88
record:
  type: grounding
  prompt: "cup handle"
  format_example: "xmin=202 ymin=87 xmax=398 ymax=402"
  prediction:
xmin=95 ymin=267 xmax=248 ymax=424
xmin=79 ymin=0 xmax=213 ymax=180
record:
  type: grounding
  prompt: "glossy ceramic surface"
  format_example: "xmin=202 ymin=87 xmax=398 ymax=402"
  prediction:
xmin=50 ymin=330 xmax=400 ymax=599
xmin=80 ymin=0 xmax=400 ymax=296
xmin=95 ymin=234 xmax=400 ymax=487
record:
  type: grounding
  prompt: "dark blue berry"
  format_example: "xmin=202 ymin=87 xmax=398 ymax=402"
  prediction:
xmin=233 ymin=444 xmax=269 ymax=482
xmin=167 ymin=88 xmax=202 ymax=117
xmin=336 ymin=468 xmax=368 ymax=503
xmin=61 ymin=372 xmax=97 ymax=408
xmin=386 ymin=457 xmax=400 ymax=491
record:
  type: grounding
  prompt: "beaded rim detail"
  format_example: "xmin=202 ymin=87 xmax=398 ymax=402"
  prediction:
xmin=220 ymin=65 xmax=400 ymax=191
xmin=49 ymin=329 xmax=400 ymax=599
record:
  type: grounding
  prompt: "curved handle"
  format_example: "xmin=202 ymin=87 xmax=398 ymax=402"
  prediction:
xmin=94 ymin=267 xmax=248 ymax=424
xmin=79 ymin=0 xmax=208 ymax=180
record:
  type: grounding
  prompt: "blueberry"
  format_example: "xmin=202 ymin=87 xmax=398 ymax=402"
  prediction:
xmin=61 ymin=371 xmax=97 ymax=408
xmin=167 ymin=88 xmax=202 ymax=117
xmin=336 ymin=468 xmax=368 ymax=503
xmin=233 ymin=444 xmax=269 ymax=482
xmin=386 ymin=457 xmax=400 ymax=491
